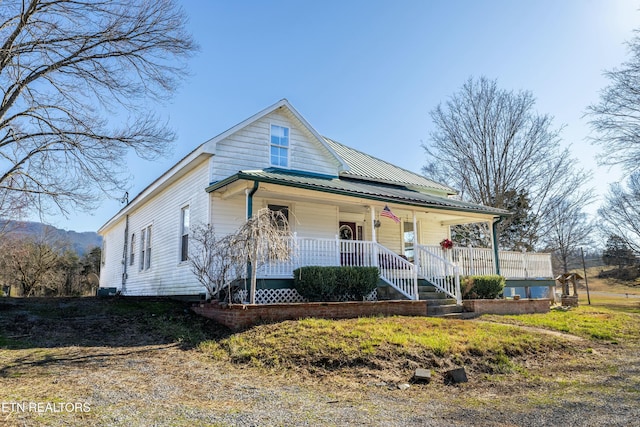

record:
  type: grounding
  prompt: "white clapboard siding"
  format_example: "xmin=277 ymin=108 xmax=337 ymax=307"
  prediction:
xmin=99 ymin=217 xmax=126 ymax=290
xmin=210 ymin=110 xmax=339 ymax=182
xmin=101 ymin=159 xmax=210 ymax=296
xmin=288 ymin=202 xmax=337 ymax=238
xmin=419 ymin=218 xmax=450 ymax=245
xmin=210 ymin=195 xmax=246 ymax=237
xmin=377 ymin=218 xmax=402 ymax=254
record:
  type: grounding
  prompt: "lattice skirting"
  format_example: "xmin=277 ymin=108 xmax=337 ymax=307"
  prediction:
xmin=233 ymin=288 xmax=378 ymax=304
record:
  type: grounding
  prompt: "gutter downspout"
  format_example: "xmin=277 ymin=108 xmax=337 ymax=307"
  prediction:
xmin=122 ymin=214 xmax=129 ymax=293
xmin=245 ymin=181 xmax=259 ymax=304
xmin=246 ymin=181 xmax=260 ymax=219
xmin=491 ymin=216 xmax=505 ymax=276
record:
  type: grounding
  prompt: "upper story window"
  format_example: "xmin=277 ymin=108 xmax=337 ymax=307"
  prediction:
xmin=270 ymin=124 xmax=289 ymax=167
xmin=180 ymin=206 xmax=190 ymax=262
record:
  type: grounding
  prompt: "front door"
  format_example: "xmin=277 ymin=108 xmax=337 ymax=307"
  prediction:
xmin=339 ymin=222 xmax=358 ymax=265
xmin=339 ymin=222 xmax=356 ymax=240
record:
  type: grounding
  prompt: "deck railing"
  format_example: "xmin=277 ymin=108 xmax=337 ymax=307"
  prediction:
xmin=422 ymin=245 xmax=553 ymax=279
xmin=258 ymin=237 xmax=553 ymax=303
xmin=259 ymin=235 xmax=419 ymax=300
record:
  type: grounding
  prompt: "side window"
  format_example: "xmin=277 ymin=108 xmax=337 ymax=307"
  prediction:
xmin=180 ymin=206 xmax=190 ymax=262
xmin=270 ymin=124 xmax=289 ymax=167
xmin=268 ymin=204 xmax=289 ymax=230
xmin=129 ymin=233 xmax=136 ymax=266
xmin=140 ymin=225 xmax=152 ymax=271
xmin=101 ymin=239 xmax=106 ymax=266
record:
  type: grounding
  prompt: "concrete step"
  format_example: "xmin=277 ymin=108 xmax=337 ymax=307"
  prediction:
xmin=419 ymin=291 xmax=449 ymax=300
xmin=418 ymin=284 xmax=437 ymax=293
xmin=427 ymin=303 xmax=464 ymax=316
xmin=431 ymin=311 xmax=477 ymax=320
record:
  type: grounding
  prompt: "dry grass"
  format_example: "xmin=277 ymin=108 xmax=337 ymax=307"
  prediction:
xmin=1 ymin=295 xmax=639 ymax=426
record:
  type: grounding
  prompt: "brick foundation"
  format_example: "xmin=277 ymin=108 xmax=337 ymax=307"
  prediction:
xmin=462 ymin=299 xmax=551 ymax=315
xmin=192 ymin=300 xmax=428 ymax=331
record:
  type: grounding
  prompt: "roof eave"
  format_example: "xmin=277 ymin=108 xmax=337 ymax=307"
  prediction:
xmin=207 ymin=172 xmax=509 ymax=218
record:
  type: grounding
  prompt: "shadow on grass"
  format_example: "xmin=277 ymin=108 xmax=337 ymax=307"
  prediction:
xmin=0 ymin=343 xmax=182 ymax=377
xmin=0 ymin=296 xmax=232 ymax=350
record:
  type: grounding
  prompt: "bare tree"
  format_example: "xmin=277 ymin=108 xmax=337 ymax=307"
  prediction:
xmin=424 ymin=76 xmax=590 ymax=250
xmin=232 ymin=208 xmax=294 ymax=304
xmin=0 ymin=228 xmax=67 ymax=296
xmin=588 ymin=30 xmax=640 ymax=174
xmin=541 ymin=196 xmax=595 ymax=274
xmin=599 ymin=173 xmax=640 ymax=254
xmin=0 ymin=0 xmax=196 ymax=218
xmin=189 ymin=224 xmax=243 ymax=302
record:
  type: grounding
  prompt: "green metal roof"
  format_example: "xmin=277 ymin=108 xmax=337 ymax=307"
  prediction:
xmin=207 ymin=169 xmax=508 ymax=217
xmin=324 ymin=137 xmax=457 ymax=195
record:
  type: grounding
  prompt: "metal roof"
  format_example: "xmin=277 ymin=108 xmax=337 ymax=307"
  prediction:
xmin=207 ymin=169 xmax=508 ymax=217
xmin=324 ymin=137 xmax=457 ymax=194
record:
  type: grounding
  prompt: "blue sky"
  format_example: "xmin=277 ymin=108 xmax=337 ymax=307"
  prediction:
xmin=51 ymin=0 xmax=638 ymax=232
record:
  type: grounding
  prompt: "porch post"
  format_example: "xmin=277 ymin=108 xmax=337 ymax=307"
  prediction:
xmin=412 ymin=211 xmax=418 ymax=270
xmin=370 ymin=206 xmax=377 ymax=242
xmin=491 ymin=217 xmax=504 ymax=276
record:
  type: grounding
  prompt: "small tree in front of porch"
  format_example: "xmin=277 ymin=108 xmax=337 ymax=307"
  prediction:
xmin=233 ymin=208 xmax=294 ymax=304
xmin=189 ymin=224 xmax=243 ymax=301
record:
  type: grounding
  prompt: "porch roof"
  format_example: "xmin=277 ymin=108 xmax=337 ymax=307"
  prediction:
xmin=206 ymin=169 xmax=510 ymax=217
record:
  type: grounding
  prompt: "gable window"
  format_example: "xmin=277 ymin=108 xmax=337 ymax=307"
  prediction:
xmin=140 ymin=225 xmax=152 ymax=271
xmin=268 ymin=204 xmax=289 ymax=230
xmin=129 ymin=233 xmax=136 ymax=266
xmin=270 ymin=124 xmax=289 ymax=167
xmin=180 ymin=206 xmax=190 ymax=262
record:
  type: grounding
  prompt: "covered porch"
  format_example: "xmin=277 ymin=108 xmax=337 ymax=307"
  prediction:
xmin=206 ymin=169 xmax=554 ymax=304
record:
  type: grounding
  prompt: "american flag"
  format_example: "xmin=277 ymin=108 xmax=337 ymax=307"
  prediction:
xmin=380 ymin=205 xmax=400 ymax=223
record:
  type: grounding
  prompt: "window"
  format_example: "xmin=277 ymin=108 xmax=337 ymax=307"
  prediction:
xmin=268 ymin=204 xmax=289 ymax=230
xmin=403 ymin=221 xmax=415 ymax=261
xmin=129 ymin=233 xmax=136 ymax=266
xmin=140 ymin=225 xmax=152 ymax=271
xmin=270 ymin=124 xmax=289 ymax=167
xmin=180 ymin=206 xmax=190 ymax=262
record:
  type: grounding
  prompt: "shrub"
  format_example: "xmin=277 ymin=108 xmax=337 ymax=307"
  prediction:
xmin=461 ymin=275 xmax=505 ymax=299
xmin=293 ymin=266 xmax=337 ymax=301
xmin=338 ymin=267 xmax=379 ymax=300
xmin=293 ymin=266 xmax=379 ymax=301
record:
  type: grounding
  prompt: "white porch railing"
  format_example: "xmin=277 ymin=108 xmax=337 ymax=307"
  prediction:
xmin=422 ymin=245 xmax=553 ymax=279
xmin=258 ymin=237 xmax=553 ymax=304
xmin=414 ymin=245 xmax=461 ymax=304
xmin=258 ymin=235 xmax=419 ymax=300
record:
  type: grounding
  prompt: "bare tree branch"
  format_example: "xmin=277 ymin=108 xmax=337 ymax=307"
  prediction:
xmin=424 ymin=76 xmax=591 ymax=250
xmin=588 ymin=29 xmax=640 ymax=174
xmin=0 ymin=0 xmax=197 ymax=219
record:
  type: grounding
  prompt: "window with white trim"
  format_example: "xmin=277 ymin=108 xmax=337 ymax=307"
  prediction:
xmin=180 ymin=206 xmax=190 ymax=262
xmin=268 ymin=204 xmax=289 ymax=230
xmin=140 ymin=225 xmax=152 ymax=271
xmin=270 ymin=124 xmax=289 ymax=167
xmin=129 ymin=233 xmax=136 ymax=266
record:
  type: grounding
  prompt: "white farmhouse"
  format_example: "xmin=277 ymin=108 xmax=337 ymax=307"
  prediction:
xmin=98 ymin=100 xmax=553 ymax=303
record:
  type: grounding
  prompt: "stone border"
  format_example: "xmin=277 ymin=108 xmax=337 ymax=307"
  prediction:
xmin=462 ymin=298 xmax=551 ymax=315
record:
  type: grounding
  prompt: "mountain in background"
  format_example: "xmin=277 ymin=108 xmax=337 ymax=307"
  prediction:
xmin=1 ymin=221 xmax=102 ymax=255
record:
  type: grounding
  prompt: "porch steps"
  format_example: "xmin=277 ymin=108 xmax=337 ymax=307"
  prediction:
xmin=421 ymin=289 xmax=475 ymax=318
xmin=418 ymin=284 xmax=449 ymax=300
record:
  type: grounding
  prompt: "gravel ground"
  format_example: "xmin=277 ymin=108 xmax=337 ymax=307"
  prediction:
xmin=1 ymin=298 xmax=639 ymax=426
